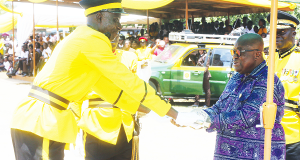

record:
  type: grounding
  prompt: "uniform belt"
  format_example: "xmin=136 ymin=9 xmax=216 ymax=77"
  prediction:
xmin=284 ymin=99 xmax=299 ymax=112
xmin=88 ymin=98 xmax=118 ymax=108
xmin=28 ymin=85 xmax=69 ymax=110
xmin=284 ymin=106 xmax=299 ymax=112
xmin=285 ymin=99 xmax=298 ymax=106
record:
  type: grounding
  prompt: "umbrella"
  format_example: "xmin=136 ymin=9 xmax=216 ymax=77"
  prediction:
xmin=2 ymin=33 xmax=9 ymax=36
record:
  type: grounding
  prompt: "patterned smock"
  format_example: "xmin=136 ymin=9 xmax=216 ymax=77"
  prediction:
xmin=204 ymin=61 xmax=286 ymax=160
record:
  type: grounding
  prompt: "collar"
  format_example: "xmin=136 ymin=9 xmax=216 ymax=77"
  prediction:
xmin=249 ymin=60 xmax=266 ymax=77
xmin=83 ymin=25 xmax=112 ymax=49
xmin=277 ymin=44 xmax=296 ymax=59
xmin=236 ymin=61 xmax=267 ymax=80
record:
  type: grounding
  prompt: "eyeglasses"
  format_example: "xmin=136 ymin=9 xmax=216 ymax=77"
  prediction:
xmin=230 ymin=49 xmax=261 ymax=57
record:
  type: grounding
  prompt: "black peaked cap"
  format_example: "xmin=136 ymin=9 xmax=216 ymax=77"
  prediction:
xmin=267 ymin=10 xmax=299 ymax=26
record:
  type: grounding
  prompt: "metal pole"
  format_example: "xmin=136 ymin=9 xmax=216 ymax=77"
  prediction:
xmin=263 ymin=0 xmax=278 ymax=159
xmin=56 ymin=0 xmax=59 ymax=41
xmin=33 ymin=3 xmax=36 ymax=76
xmin=147 ymin=9 xmax=149 ymax=34
xmin=185 ymin=0 xmax=188 ymax=29
xmin=12 ymin=1 xmax=14 ymax=67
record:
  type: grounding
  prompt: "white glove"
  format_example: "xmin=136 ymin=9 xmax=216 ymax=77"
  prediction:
xmin=191 ymin=109 xmax=211 ymax=128
xmin=175 ymin=112 xmax=201 ymax=126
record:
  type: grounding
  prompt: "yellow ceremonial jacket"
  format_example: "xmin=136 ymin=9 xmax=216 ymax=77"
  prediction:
xmin=135 ymin=47 xmax=152 ymax=61
xmin=77 ymin=50 xmax=138 ymax=144
xmin=115 ymin=49 xmax=138 ymax=73
xmin=77 ymin=92 xmax=134 ymax=145
xmin=275 ymin=45 xmax=300 ymax=144
xmin=11 ymin=26 xmax=171 ymax=144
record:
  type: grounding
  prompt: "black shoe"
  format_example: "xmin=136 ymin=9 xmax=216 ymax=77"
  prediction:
xmin=22 ymin=73 xmax=28 ymax=77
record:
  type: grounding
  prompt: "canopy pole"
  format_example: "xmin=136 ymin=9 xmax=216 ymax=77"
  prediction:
xmin=12 ymin=1 xmax=14 ymax=67
xmin=56 ymin=0 xmax=59 ymax=41
xmin=263 ymin=0 xmax=278 ymax=159
xmin=227 ymin=10 xmax=230 ymax=25
xmin=33 ymin=3 xmax=36 ymax=76
xmin=185 ymin=0 xmax=188 ymax=29
xmin=147 ymin=9 xmax=149 ymax=34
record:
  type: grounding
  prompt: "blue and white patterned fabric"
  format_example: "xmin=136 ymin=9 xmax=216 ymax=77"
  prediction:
xmin=204 ymin=61 xmax=286 ymax=160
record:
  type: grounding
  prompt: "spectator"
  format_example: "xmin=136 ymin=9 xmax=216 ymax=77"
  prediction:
xmin=258 ymin=19 xmax=267 ymax=36
xmin=117 ymin=36 xmax=125 ymax=49
xmin=0 ymin=58 xmax=5 ymax=71
xmin=242 ymin=16 xmax=248 ymax=29
xmin=233 ymin=19 xmax=241 ymax=29
xmin=4 ymin=57 xmax=11 ymax=71
xmin=212 ymin=54 xmax=223 ymax=66
xmin=140 ymin=29 xmax=144 ymax=36
xmin=295 ymin=39 xmax=299 ymax=47
xmin=224 ymin=25 xmax=233 ymax=35
xmin=35 ymin=43 xmax=43 ymax=64
xmin=131 ymin=40 xmax=139 ymax=50
xmin=144 ymin=33 xmax=153 ymax=47
xmin=122 ymin=39 xmax=135 ymax=52
xmin=135 ymin=37 xmax=152 ymax=61
xmin=38 ymin=34 xmax=44 ymax=46
xmin=27 ymin=44 xmax=34 ymax=76
xmin=18 ymin=45 xmax=29 ymax=76
xmin=213 ymin=21 xmax=219 ymax=34
xmin=5 ymin=44 xmax=14 ymax=57
xmin=218 ymin=22 xmax=225 ymax=35
xmin=254 ymin=25 xmax=259 ymax=33
xmin=244 ymin=21 xmax=255 ymax=33
xmin=42 ymin=43 xmax=51 ymax=62
xmin=149 ymin=25 xmax=158 ymax=38
xmin=163 ymin=36 xmax=170 ymax=47
xmin=151 ymin=40 xmax=165 ymax=56
xmin=196 ymin=50 xmax=207 ymax=66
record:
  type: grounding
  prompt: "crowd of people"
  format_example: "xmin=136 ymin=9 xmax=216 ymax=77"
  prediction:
xmin=138 ymin=16 xmax=269 ymax=39
xmin=0 ymin=32 xmax=58 ymax=77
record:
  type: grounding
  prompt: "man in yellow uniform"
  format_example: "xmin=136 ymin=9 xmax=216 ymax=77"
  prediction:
xmin=135 ymin=37 xmax=152 ymax=61
xmin=135 ymin=37 xmax=152 ymax=82
xmin=267 ymin=11 xmax=300 ymax=160
xmin=74 ymin=40 xmax=140 ymax=160
xmin=10 ymin=0 xmax=200 ymax=159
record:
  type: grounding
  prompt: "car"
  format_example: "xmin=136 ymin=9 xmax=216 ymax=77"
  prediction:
xmin=149 ymin=42 xmax=235 ymax=101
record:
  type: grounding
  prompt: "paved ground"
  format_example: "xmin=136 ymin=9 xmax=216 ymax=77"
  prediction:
xmin=0 ymin=72 xmax=216 ymax=160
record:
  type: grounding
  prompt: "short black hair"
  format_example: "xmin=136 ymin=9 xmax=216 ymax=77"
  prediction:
xmin=35 ymin=42 xmax=41 ymax=49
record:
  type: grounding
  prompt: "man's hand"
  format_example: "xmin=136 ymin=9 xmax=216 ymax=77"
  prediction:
xmin=173 ymin=112 xmax=201 ymax=126
xmin=171 ymin=110 xmax=211 ymax=129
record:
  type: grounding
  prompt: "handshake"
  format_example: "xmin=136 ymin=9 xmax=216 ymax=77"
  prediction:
xmin=171 ymin=109 xmax=212 ymax=129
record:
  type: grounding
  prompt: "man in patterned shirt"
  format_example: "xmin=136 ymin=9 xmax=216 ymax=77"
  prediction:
xmin=200 ymin=33 xmax=286 ymax=159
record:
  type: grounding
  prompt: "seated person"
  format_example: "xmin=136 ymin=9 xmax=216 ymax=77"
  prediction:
xmin=4 ymin=57 xmax=11 ymax=71
xmin=0 ymin=58 xmax=5 ymax=71
xmin=197 ymin=50 xmax=207 ymax=66
xmin=17 ymin=45 xmax=29 ymax=76
xmin=212 ymin=54 xmax=223 ymax=66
